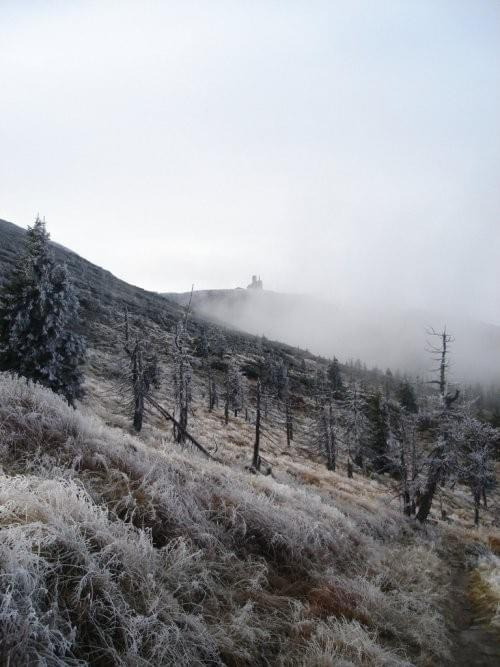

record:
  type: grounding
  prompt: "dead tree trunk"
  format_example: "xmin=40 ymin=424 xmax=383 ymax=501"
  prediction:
xmin=439 ymin=331 xmax=447 ymax=396
xmin=403 ymin=490 xmax=412 ymax=517
xmin=211 ymin=378 xmax=218 ymax=410
xmin=224 ymin=383 xmax=229 ymax=425
xmin=176 ymin=356 xmax=189 ymax=444
xmin=208 ymin=367 xmax=214 ymax=412
xmin=252 ymin=380 xmax=262 ymax=471
xmin=173 ymin=291 xmax=194 ymax=444
xmin=474 ymin=489 xmax=481 ymax=526
xmin=416 ymin=460 xmax=441 ymax=522
xmin=326 ymin=403 xmax=336 ymax=471
xmin=418 ymin=327 xmax=460 ymax=523
xmin=399 ymin=432 xmax=412 ymax=516
xmin=145 ymin=395 xmax=214 ymax=459
xmin=330 ymin=404 xmax=336 ymax=471
xmin=320 ymin=402 xmax=336 ymax=471
xmin=123 ymin=309 xmax=157 ymax=433
xmin=132 ymin=341 xmax=144 ymax=432
xmin=285 ymin=396 xmax=293 ymax=447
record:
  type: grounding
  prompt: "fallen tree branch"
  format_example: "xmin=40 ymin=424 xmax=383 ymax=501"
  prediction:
xmin=145 ymin=395 xmax=215 ymax=460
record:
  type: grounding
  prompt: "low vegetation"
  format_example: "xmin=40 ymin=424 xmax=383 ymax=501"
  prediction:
xmin=0 ymin=373 xmax=455 ymax=665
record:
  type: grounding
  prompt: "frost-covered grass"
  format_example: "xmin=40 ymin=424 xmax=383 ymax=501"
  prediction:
xmin=0 ymin=373 xmax=454 ymax=665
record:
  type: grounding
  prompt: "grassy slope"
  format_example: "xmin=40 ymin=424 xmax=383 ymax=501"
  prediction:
xmin=0 ymin=218 xmax=499 ymax=665
xmin=1 ymin=373 xmax=452 ymax=666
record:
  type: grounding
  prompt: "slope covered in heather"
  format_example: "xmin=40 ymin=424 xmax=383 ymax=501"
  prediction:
xmin=0 ymin=373 xmax=454 ymax=665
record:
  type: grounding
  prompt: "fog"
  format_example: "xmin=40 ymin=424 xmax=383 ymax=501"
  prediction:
xmin=167 ymin=288 xmax=500 ymax=385
xmin=1 ymin=2 xmax=499 ymax=345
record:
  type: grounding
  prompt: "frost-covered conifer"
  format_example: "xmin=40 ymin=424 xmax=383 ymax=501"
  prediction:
xmin=195 ymin=327 xmax=210 ymax=358
xmin=396 ymin=380 xmax=418 ymax=413
xmin=365 ymin=391 xmax=390 ymax=473
xmin=327 ymin=356 xmax=344 ymax=398
xmin=262 ymin=353 xmax=287 ymax=398
xmin=0 ymin=217 xmax=86 ymax=405
xmin=452 ymin=415 xmax=497 ymax=525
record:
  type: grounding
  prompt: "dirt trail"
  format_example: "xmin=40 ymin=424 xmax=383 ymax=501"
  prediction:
xmin=445 ymin=539 xmax=499 ymax=666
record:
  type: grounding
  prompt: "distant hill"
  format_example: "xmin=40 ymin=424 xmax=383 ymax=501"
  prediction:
xmin=164 ymin=287 xmax=500 ymax=385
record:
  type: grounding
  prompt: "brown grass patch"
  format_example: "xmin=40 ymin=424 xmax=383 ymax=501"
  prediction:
xmin=299 ymin=472 xmax=322 ymax=487
xmin=306 ymin=584 xmax=370 ymax=625
xmin=487 ymin=535 xmax=500 ymax=556
xmin=468 ymin=568 xmax=499 ymax=625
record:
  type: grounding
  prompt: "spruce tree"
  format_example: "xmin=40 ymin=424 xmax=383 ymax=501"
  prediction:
xmin=365 ymin=391 xmax=390 ymax=473
xmin=327 ymin=356 xmax=344 ymax=398
xmin=0 ymin=217 xmax=86 ymax=405
xmin=397 ymin=380 xmax=418 ymax=413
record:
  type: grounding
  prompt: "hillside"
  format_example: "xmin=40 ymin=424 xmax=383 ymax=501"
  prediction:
xmin=0 ymin=219 xmax=499 ymax=665
xmin=164 ymin=287 xmax=500 ymax=386
xmin=0 ymin=218 xmax=186 ymax=339
xmin=0 ymin=219 xmax=321 ymax=367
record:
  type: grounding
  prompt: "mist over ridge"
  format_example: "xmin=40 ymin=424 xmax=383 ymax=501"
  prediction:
xmin=165 ymin=285 xmax=500 ymax=385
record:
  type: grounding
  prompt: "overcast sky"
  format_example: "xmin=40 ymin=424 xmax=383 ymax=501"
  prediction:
xmin=1 ymin=1 xmax=499 ymax=323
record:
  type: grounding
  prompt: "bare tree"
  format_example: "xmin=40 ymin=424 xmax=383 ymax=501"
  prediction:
xmin=426 ymin=327 xmax=460 ymax=407
xmin=119 ymin=299 xmax=215 ymax=459
xmin=322 ymin=402 xmax=337 ymax=471
xmin=284 ymin=373 xmax=294 ymax=447
xmin=207 ymin=365 xmax=218 ymax=411
xmin=172 ymin=288 xmax=193 ymax=443
xmin=123 ymin=309 xmax=159 ymax=432
xmin=386 ymin=400 xmax=422 ymax=515
xmin=309 ymin=397 xmax=337 ymax=471
xmin=417 ymin=327 xmax=460 ymax=522
xmin=343 ymin=383 xmax=369 ymax=473
xmin=252 ymin=379 xmax=262 ymax=471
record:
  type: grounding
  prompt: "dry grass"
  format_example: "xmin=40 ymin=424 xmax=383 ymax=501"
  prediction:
xmin=469 ymin=554 xmax=500 ymax=630
xmin=0 ymin=372 xmax=490 ymax=665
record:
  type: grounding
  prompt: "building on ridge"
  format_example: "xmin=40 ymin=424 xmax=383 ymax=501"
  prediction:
xmin=247 ymin=275 xmax=263 ymax=290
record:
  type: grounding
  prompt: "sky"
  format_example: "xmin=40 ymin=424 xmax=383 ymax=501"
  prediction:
xmin=1 ymin=0 xmax=499 ymax=324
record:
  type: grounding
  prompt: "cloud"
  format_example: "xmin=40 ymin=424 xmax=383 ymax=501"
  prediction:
xmin=1 ymin=1 xmax=499 ymax=323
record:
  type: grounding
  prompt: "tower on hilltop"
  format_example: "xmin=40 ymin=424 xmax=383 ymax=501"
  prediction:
xmin=247 ymin=275 xmax=263 ymax=290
